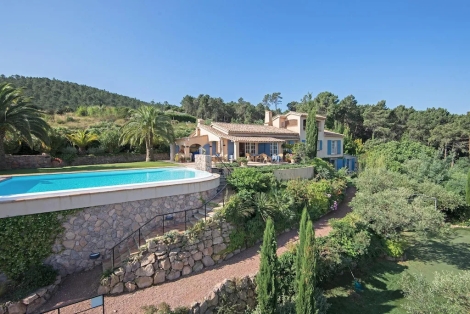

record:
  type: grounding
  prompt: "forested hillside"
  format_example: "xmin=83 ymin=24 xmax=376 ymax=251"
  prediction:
xmin=0 ymin=75 xmax=152 ymax=111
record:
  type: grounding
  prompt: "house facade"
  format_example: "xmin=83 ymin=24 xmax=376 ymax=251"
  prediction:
xmin=172 ymin=110 xmax=344 ymax=162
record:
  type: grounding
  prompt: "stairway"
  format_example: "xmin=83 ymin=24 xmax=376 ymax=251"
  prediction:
xmin=102 ymin=168 xmax=230 ymax=271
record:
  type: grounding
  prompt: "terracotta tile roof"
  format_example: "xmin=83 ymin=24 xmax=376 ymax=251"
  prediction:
xmin=272 ymin=111 xmax=327 ymax=120
xmin=212 ymin=122 xmax=298 ymax=135
xmin=198 ymin=124 xmax=293 ymax=142
xmin=324 ymin=130 xmax=344 ymax=137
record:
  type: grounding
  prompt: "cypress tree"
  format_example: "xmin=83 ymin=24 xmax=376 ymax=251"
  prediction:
xmin=306 ymin=107 xmax=319 ymax=158
xmin=295 ymin=207 xmax=309 ymax=292
xmin=256 ymin=218 xmax=278 ymax=313
xmin=296 ymin=220 xmax=317 ymax=314
xmin=466 ymin=170 xmax=470 ymax=206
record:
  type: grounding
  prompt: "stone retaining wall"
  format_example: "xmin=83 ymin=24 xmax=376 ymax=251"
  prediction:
xmin=3 ymin=153 xmax=169 ymax=170
xmin=69 ymin=153 xmax=169 ymax=166
xmin=98 ymin=220 xmax=239 ymax=295
xmin=188 ymin=275 xmax=257 ymax=314
xmin=4 ymin=154 xmax=51 ymax=170
xmin=45 ymin=188 xmax=216 ymax=276
xmin=0 ymin=275 xmax=62 ymax=314
xmin=273 ymin=166 xmax=314 ymax=181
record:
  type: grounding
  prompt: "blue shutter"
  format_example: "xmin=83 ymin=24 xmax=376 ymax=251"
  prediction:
xmin=266 ymin=143 xmax=271 ymax=155
xmin=319 ymin=140 xmax=322 ymax=151
xmin=337 ymin=140 xmax=342 ymax=155
xmin=327 ymin=140 xmax=332 ymax=155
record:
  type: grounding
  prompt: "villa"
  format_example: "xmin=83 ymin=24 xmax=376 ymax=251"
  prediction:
xmin=172 ymin=110 xmax=355 ymax=170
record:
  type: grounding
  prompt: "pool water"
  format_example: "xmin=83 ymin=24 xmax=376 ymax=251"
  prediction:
xmin=0 ymin=168 xmax=210 ymax=197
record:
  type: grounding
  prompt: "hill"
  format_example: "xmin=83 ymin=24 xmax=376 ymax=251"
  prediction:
xmin=0 ymin=75 xmax=151 ymax=112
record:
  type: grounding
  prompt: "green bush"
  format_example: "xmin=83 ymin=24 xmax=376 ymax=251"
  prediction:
xmin=382 ymin=238 xmax=407 ymax=257
xmin=227 ymin=167 xmax=275 ymax=193
xmin=60 ymin=146 xmax=78 ymax=164
xmin=87 ymin=146 xmax=106 ymax=156
xmin=21 ymin=264 xmax=57 ymax=290
xmin=0 ymin=212 xmax=64 ymax=281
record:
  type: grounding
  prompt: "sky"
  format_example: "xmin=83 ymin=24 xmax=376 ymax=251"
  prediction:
xmin=2 ymin=0 xmax=469 ymax=114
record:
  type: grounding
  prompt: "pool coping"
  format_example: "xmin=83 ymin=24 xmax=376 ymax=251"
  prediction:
xmin=0 ymin=173 xmax=220 ymax=218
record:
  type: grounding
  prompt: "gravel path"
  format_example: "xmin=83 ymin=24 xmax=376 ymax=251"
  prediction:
xmin=39 ymin=187 xmax=355 ymax=314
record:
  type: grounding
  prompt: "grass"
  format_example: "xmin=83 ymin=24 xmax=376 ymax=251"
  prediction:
xmin=324 ymin=228 xmax=470 ymax=314
xmin=0 ymin=161 xmax=172 ymax=176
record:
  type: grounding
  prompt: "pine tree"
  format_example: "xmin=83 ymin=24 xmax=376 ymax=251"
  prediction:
xmin=306 ymin=107 xmax=318 ymax=158
xmin=466 ymin=170 xmax=470 ymax=206
xmin=296 ymin=220 xmax=318 ymax=314
xmin=295 ymin=207 xmax=309 ymax=291
xmin=256 ymin=218 xmax=278 ymax=313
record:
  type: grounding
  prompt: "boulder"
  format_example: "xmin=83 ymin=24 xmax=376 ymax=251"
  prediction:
xmin=135 ymin=264 xmax=154 ymax=277
xmin=110 ymin=282 xmax=124 ymax=294
xmin=172 ymin=260 xmax=184 ymax=271
xmin=125 ymin=282 xmax=137 ymax=292
xmin=136 ymin=276 xmax=153 ymax=289
xmin=193 ymin=261 xmax=204 ymax=272
xmin=141 ymin=253 xmax=156 ymax=267
xmin=182 ymin=266 xmax=192 ymax=276
xmin=153 ymin=270 xmax=166 ymax=284
xmin=202 ymin=256 xmax=214 ymax=267
xmin=7 ymin=302 xmax=26 ymax=314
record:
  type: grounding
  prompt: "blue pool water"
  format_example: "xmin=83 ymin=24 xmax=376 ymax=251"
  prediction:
xmin=0 ymin=168 xmax=209 ymax=197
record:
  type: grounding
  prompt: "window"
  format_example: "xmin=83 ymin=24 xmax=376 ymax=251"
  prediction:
xmin=246 ymin=142 xmax=256 ymax=154
xmin=331 ymin=141 xmax=337 ymax=154
xmin=270 ymin=143 xmax=279 ymax=156
xmin=302 ymin=119 xmax=306 ymax=130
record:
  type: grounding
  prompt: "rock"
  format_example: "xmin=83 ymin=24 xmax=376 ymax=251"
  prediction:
xmin=62 ymin=240 xmax=75 ymax=249
xmin=154 ymin=270 xmax=166 ymax=284
xmin=65 ymin=231 xmax=76 ymax=240
xmin=131 ymin=261 xmax=141 ymax=272
xmin=27 ymin=297 xmax=46 ymax=313
xmin=204 ymin=240 xmax=212 ymax=248
xmin=192 ymin=251 xmax=203 ymax=261
xmin=97 ymin=285 xmax=110 ymax=295
xmin=213 ymin=243 xmax=226 ymax=254
xmin=193 ymin=261 xmax=204 ymax=272
xmin=8 ymin=302 xmax=26 ymax=314
xmin=202 ymin=256 xmax=214 ymax=267
xmin=159 ymin=258 xmax=171 ymax=270
xmin=136 ymin=276 xmax=153 ymax=289
xmin=188 ymin=257 xmax=195 ymax=267
xmin=114 ymin=267 xmax=124 ymax=277
xmin=225 ymin=280 xmax=235 ymax=293
xmin=148 ymin=240 xmax=157 ymax=252
xmin=125 ymin=282 xmax=137 ymax=292
xmin=36 ymin=287 xmax=48 ymax=297
xmin=206 ymin=291 xmax=218 ymax=307
xmin=182 ymin=266 xmax=192 ymax=276
xmin=22 ymin=293 xmax=39 ymax=305
xmin=110 ymin=282 xmax=124 ymax=294
xmin=141 ymin=253 xmax=156 ymax=267
xmin=110 ymin=274 xmax=120 ymax=287
xmin=212 ymin=237 xmax=223 ymax=245
xmin=166 ymin=270 xmax=181 ymax=281
xmin=202 ymin=247 xmax=213 ymax=256
xmin=136 ymin=264 xmax=154 ymax=277
xmin=54 ymin=275 xmax=62 ymax=285
xmin=211 ymin=229 xmax=221 ymax=238
xmin=123 ymin=271 xmax=136 ymax=282
xmin=199 ymin=300 xmax=208 ymax=314
xmin=172 ymin=260 xmax=184 ymax=270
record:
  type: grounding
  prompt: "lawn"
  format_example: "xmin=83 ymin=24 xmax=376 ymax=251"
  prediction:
xmin=324 ymin=228 xmax=470 ymax=313
xmin=0 ymin=161 xmax=172 ymax=176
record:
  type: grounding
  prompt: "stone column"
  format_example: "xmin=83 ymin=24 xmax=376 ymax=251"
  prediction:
xmin=184 ymin=146 xmax=190 ymax=161
xmin=233 ymin=142 xmax=239 ymax=160
xmin=170 ymin=143 xmax=175 ymax=162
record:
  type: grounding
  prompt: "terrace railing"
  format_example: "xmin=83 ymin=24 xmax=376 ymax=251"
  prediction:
xmin=105 ymin=162 xmax=231 ymax=270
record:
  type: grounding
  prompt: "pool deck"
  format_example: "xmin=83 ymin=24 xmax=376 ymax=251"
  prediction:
xmin=0 ymin=173 xmax=220 ymax=219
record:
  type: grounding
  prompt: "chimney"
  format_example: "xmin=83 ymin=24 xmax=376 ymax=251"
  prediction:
xmin=197 ymin=119 xmax=204 ymax=127
xmin=264 ymin=110 xmax=273 ymax=126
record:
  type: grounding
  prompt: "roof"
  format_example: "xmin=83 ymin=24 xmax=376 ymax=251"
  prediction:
xmin=324 ymin=130 xmax=344 ymax=137
xmin=272 ymin=111 xmax=327 ymax=120
xmin=212 ymin=122 xmax=298 ymax=135
xmin=199 ymin=124 xmax=294 ymax=142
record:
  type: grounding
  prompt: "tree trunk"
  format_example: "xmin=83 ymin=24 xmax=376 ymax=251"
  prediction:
xmin=145 ymin=135 xmax=154 ymax=162
xmin=0 ymin=130 xmax=6 ymax=170
xmin=78 ymin=146 xmax=86 ymax=155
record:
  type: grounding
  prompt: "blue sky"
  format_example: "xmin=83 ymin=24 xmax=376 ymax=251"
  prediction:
xmin=2 ymin=0 xmax=469 ymax=114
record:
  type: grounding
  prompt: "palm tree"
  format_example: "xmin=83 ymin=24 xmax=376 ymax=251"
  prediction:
xmin=0 ymin=83 xmax=50 ymax=169
xmin=66 ymin=130 xmax=99 ymax=154
xmin=120 ymin=106 xmax=174 ymax=161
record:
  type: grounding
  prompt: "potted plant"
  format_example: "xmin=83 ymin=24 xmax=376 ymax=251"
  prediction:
xmin=51 ymin=157 xmax=63 ymax=167
xmin=174 ymin=154 xmax=180 ymax=162
xmin=237 ymin=157 xmax=248 ymax=167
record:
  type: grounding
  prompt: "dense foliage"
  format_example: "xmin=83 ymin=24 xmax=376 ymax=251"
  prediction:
xmin=400 ymin=271 xmax=470 ymax=314
xmin=306 ymin=107 xmax=318 ymax=158
xmin=0 ymin=212 xmax=65 ymax=281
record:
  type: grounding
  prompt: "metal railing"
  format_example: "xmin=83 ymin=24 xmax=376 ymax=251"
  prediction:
xmin=107 ymin=166 xmax=231 ymax=270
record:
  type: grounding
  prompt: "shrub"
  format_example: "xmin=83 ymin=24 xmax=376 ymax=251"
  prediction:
xmin=227 ymin=167 xmax=275 ymax=193
xmin=20 ymin=264 xmax=57 ymax=290
xmin=76 ymin=105 xmax=88 ymax=116
xmin=87 ymin=146 xmax=106 ymax=156
xmin=60 ymin=146 xmax=78 ymax=164
xmin=236 ymin=157 xmax=248 ymax=165
xmin=278 ymin=251 xmax=296 ymax=298
xmin=382 ymin=238 xmax=407 ymax=258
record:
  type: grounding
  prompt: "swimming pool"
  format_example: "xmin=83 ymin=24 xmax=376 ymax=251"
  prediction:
xmin=0 ymin=168 xmax=211 ymax=198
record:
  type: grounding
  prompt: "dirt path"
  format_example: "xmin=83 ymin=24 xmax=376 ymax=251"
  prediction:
xmin=39 ymin=187 xmax=355 ymax=314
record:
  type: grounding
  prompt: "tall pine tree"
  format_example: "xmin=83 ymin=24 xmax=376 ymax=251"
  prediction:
xmin=295 ymin=207 xmax=309 ymax=292
xmin=296 ymin=220 xmax=318 ymax=314
xmin=256 ymin=218 xmax=278 ymax=313
xmin=306 ymin=107 xmax=319 ymax=158
xmin=466 ymin=170 xmax=470 ymax=206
